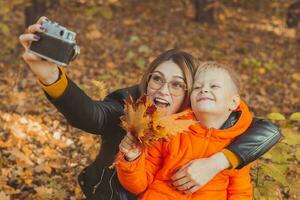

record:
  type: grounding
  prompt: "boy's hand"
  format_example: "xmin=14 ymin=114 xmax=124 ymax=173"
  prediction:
xmin=19 ymin=16 xmax=60 ymax=85
xmin=119 ymin=132 xmax=142 ymax=161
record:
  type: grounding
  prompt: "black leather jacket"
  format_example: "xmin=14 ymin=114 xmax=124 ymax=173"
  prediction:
xmin=46 ymin=78 xmax=281 ymax=200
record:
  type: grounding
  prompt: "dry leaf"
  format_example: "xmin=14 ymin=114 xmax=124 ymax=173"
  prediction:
xmin=9 ymin=147 xmax=34 ymax=166
xmin=79 ymin=135 xmax=96 ymax=151
xmin=123 ymin=19 xmax=136 ymax=26
xmin=0 ymin=137 xmax=16 ymax=148
xmin=91 ymin=79 xmax=108 ymax=100
xmin=156 ymin=111 xmax=195 ymax=138
xmin=292 ymin=72 xmax=300 ymax=81
xmin=0 ymin=191 xmax=10 ymax=200
xmin=35 ymin=186 xmax=53 ymax=196
xmin=120 ymin=95 xmax=196 ymax=146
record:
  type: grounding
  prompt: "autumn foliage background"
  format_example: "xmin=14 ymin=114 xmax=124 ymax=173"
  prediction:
xmin=0 ymin=0 xmax=299 ymax=199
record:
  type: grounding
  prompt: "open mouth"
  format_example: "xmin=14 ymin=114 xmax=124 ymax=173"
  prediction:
xmin=153 ymin=97 xmax=170 ymax=108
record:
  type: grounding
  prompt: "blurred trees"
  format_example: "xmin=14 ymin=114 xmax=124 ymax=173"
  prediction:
xmin=194 ymin=0 xmax=216 ymax=23
xmin=192 ymin=0 xmax=295 ymax=25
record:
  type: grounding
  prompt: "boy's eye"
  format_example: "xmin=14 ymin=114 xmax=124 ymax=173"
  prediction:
xmin=193 ymin=86 xmax=201 ymax=90
xmin=211 ymin=85 xmax=219 ymax=88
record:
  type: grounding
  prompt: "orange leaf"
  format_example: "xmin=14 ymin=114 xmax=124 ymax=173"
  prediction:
xmin=120 ymin=95 xmax=196 ymax=146
xmin=157 ymin=110 xmax=195 ymax=137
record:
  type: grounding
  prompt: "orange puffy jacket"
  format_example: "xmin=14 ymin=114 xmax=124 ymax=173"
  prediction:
xmin=116 ymin=101 xmax=253 ymax=200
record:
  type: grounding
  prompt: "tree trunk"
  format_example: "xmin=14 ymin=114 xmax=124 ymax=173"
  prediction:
xmin=287 ymin=0 xmax=300 ymax=28
xmin=25 ymin=0 xmax=59 ymax=27
xmin=194 ymin=0 xmax=215 ymax=24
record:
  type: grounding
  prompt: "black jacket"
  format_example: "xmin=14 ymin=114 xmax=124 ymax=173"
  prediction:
xmin=46 ymin=78 xmax=281 ymax=200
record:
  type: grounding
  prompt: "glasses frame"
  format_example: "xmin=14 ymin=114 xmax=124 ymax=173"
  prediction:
xmin=147 ymin=72 xmax=187 ymax=96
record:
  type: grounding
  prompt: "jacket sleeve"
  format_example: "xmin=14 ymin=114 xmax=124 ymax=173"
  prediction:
xmin=44 ymin=76 xmax=139 ymax=135
xmin=116 ymin=142 xmax=163 ymax=195
xmin=38 ymin=66 xmax=68 ymax=98
xmin=226 ymin=119 xmax=282 ymax=169
xmin=227 ymin=164 xmax=253 ymax=200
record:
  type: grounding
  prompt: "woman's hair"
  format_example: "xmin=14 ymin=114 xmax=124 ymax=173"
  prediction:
xmin=139 ymin=49 xmax=197 ymax=111
xmin=194 ymin=61 xmax=241 ymax=93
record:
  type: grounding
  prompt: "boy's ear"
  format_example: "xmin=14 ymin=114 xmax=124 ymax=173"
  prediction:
xmin=229 ymin=95 xmax=240 ymax=111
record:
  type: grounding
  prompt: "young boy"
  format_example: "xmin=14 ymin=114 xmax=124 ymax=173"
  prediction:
xmin=116 ymin=61 xmax=253 ymax=200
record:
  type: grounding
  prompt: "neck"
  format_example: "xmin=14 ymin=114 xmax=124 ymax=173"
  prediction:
xmin=195 ymin=111 xmax=232 ymax=129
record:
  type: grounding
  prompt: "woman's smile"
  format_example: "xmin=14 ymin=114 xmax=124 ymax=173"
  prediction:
xmin=153 ymin=97 xmax=170 ymax=108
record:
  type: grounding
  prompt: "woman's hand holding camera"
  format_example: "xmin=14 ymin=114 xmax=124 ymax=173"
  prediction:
xmin=119 ymin=132 xmax=142 ymax=162
xmin=19 ymin=16 xmax=59 ymax=85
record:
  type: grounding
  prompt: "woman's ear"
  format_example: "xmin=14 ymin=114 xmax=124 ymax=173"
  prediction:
xmin=229 ymin=95 xmax=240 ymax=111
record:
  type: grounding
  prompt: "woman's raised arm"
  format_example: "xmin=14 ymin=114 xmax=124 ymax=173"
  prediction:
xmin=20 ymin=16 xmax=141 ymax=135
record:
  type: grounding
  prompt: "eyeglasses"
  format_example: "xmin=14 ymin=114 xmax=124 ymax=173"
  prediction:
xmin=147 ymin=73 xmax=187 ymax=96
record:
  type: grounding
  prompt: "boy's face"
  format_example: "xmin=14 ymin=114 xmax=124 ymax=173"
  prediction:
xmin=191 ymin=68 xmax=240 ymax=116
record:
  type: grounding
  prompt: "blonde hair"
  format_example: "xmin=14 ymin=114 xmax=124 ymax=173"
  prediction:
xmin=139 ymin=49 xmax=197 ymax=111
xmin=194 ymin=61 xmax=241 ymax=93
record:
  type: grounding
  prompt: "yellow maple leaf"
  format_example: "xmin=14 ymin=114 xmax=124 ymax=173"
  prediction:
xmin=121 ymin=96 xmax=152 ymax=142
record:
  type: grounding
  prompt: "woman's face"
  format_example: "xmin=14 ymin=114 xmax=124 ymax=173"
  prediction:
xmin=146 ymin=61 xmax=186 ymax=115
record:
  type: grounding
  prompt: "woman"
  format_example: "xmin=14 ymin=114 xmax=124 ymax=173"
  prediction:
xmin=19 ymin=16 xmax=281 ymax=200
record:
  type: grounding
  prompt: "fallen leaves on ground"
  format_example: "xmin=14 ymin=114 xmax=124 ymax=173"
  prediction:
xmin=0 ymin=111 xmax=100 ymax=199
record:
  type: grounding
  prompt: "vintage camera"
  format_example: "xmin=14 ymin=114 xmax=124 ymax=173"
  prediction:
xmin=29 ymin=20 xmax=80 ymax=66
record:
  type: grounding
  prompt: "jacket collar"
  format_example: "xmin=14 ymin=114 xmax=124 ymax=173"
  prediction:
xmin=189 ymin=100 xmax=253 ymax=139
xmin=220 ymin=111 xmax=241 ymax=130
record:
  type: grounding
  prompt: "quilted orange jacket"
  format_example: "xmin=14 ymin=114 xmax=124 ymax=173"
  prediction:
xmin=116 ymin=101 xmax=253 ymax=200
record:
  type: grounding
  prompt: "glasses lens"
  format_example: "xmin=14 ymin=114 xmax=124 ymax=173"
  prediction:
xmin=148 ymin=74 xmax=164 ymax=89
xmin=169 ymin=81 xmax=186 ymax=96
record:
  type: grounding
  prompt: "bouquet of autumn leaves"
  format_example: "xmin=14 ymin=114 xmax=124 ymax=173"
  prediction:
xmin=120 ymin=95 xmax=196 ymax=147
xmin=110 ymin=95 xmax=196 ymax=168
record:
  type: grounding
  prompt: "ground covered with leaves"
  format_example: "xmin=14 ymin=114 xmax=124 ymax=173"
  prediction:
xmin=0 ymin=0 xmax=299 ymax=199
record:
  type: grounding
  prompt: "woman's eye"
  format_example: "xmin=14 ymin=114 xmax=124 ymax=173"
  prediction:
xmin=193 ymin=86 xmax=200 ymax=90
xmin=152 ymin=75 xmax=164 ymax=83
xmin=211 ymin=85 xmax=219 ymax=88
xmin=172 ymin=82 xmax=185 ymax=89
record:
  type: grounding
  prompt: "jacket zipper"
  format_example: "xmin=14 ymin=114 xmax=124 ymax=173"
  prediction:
xmin=199 ymin=128 xmax=213 ymax=156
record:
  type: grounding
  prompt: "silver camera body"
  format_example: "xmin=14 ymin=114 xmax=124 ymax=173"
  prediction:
xmin=29 ymin=20 xmax=80 ymax=66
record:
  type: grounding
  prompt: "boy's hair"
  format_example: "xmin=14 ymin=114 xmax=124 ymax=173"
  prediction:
xmin=194 ymin=61 xmax=241 ymax=93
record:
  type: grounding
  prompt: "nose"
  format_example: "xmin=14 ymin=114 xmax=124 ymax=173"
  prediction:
xmin=200 ymin=86 xmax=209 ymax=94
xmin=158 ymin=82 xmax=171 ymax=96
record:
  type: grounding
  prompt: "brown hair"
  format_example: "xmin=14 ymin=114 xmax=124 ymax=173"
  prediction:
xmin=139 ymin=49 xmax=197 ymax=111
xmin=194 ymin=61 xmax=241 ymax=93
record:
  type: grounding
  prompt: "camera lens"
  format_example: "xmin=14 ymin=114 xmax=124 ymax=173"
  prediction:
xmin=60 ymin=30 xmax=64 ymax=36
